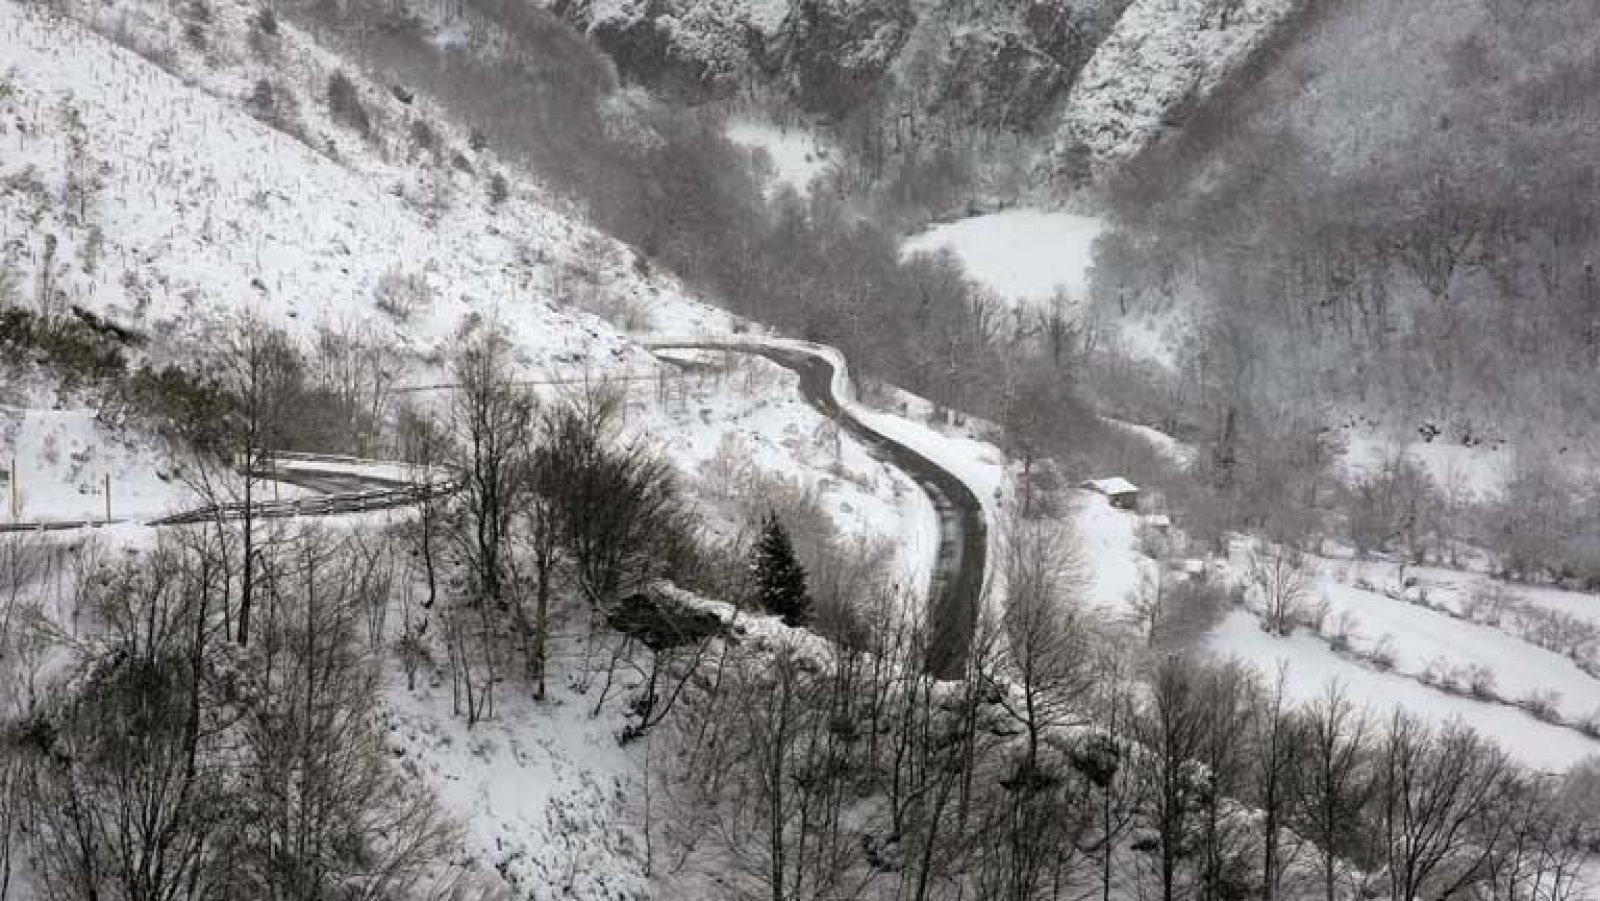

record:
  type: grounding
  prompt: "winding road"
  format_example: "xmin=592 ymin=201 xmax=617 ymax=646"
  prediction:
xmin=651 ymin=341 xmax=988 ymax=679
xmin=8 ymin=342 xmax=988 ymax=675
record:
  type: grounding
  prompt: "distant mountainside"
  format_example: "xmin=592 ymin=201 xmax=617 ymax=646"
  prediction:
xmin=547 ymin=0 xmax=1304 ymax=187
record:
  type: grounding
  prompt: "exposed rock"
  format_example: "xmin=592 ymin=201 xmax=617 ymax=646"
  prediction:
xmin=606 ymin=581 xmax=734 ymax=650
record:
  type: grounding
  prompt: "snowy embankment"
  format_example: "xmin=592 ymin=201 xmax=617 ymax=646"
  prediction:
xmin=0 ymin=404 xmax=189 ymax=523
xmin=1308 ymin=569 xmax=1600 ymax=724
xmin=1069 ymin=461 xmax=1600 ymax=771
xmin=902 ymin=209 xmax=1103 ymax=306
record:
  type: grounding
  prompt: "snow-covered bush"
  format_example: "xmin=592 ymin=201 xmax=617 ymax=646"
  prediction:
xmin=1465 ymin=664 xmax=1498 ymax=701
xmin=373 ymin=267 xmax=433 ymax=323
xmin=1369 ymin=634 xmax=1397 ymax=671
xmin=1519 ymin=690 xmax=1564 ymax=725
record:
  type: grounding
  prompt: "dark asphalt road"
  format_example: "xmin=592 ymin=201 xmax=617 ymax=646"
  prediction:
xmin=654 ymin=342 xmax=987 ymax=678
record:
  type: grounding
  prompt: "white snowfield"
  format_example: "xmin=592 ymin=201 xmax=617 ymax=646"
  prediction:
xmin=725 ymin=117 xmax=835 ymax=198
xmin=0 ymin=404 xmax=189 ymax=523
xmin=1303 ymin=573 xmax=1600 ymax=725
xmin=0 ymin=0 xmax=676 ymax=377
xmin=1077 ymin=493 xmax=1151 ymax=619
xmin=902 ymin=209 xmax=1103 ymax=306
xmin=1214 ymin=610 xmax=1600 ymax=773
xmin=1199 ymin=542 xmax=1600 ymax=771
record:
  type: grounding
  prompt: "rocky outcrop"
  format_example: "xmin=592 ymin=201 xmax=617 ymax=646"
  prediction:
xmin=760 ymin=0 xmax=916 ymax=115
xmin=548 ymin=0 xmax=1302 ymax=181
xmin=549 ymin=0 xmax=1128 ymax=129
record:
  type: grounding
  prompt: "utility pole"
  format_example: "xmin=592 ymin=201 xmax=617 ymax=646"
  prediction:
xmin=8 ymin=456 xmax=16 ymax=521
xmin=104 ymin=472 xmax=111 ymax=523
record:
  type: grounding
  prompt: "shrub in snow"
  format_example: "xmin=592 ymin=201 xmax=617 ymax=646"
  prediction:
xmin=1461 ymin=580 xmax=1513 ymax=626
xmin=1328 ymin=611 xmax=1360 ymax=652
xmin=1369 ymin=635 xmax=1396 ymax=671
xmin=1419 ymin=657 xmax=1448 ymax=690
xmin=1304 ymin=594 xmax=1333 ymax=634
xmin=1519 ymin=690 xmax=1564 ymax=725
xmin=1465 ymin=664 xmax=1498 ymax=701
xmin=373 ymin=268 xmax=433 ymax=323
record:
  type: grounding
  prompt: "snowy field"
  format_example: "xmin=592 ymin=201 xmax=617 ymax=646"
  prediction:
xmin=726 ymin=117 xmax=835 ymax=197
xmin=902 ymin=209 xmax=1103 ymax=306
xmin=1212 ymin=610 xmax=1599 ymax=773
xmin=1204 ymin=542 xmax=1600 ymax=771
xmin=1076 ymin=493 xmax=1150 ymax=619
xmin=1069 ymin=487 xmax=1600 ymax=771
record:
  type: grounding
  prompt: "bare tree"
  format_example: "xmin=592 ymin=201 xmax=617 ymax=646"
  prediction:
xmin=1249 ymin=545 xmax=1311 ymax=635
xmin=208 ymin=314 xmax=303 ymax=647
xmin=1252 ymin=665 xmax=1303 ymax=901
xmin=1137 ymin=654 xmax=1215 ymax=901
xmin=225 ymin=531 xmax=467 ymax=898
xmin=448 ymin=323 xmax=535 ymax=725
xmin=1375 ymin=713 xmax=1515 ymax=901
xmin=995 ymin=514 xmax=1093 ymax=775
xmin=1291 ymin=681 xmax=1375 ymax=901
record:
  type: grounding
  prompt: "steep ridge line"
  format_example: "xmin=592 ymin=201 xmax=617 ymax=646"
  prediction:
xmin=649 ymin=340 xmax=989 ymax=679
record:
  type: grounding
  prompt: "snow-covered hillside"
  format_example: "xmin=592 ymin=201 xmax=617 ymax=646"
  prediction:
xmin=0 ymin=0 xmax=692 ymax=373
xmin=1057 ymin=0 xmax=1300 ymax=173
xmin=0 ymin=4 xmax=965 ymax=894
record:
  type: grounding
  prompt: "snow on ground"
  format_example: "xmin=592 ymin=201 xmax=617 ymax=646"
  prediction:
xmin=1104 ymin=417 xmax=1197 ymax=467
xmin=1212 ymin=609 xmax=1599 ymax=773
xmin=1338 ymin=423 xmax=1513 ymax=495
xmin=0 ymin=0 xmax=690 ymax=383
xmin=1337 ymin=557 xmax=1600 ymax=630
xmin=726 ymin=117 xmax=835 ymax=197
xmin=382 ymin=669 xmax=650 ymax=899
xmin=1077 ymin=492 xmax=1150 ymax=619
xmin=1072 ymin=492 xmax=1600 ymax=770
xmin=1302 ymin=571 xmax=1600 ymax=726
xmin=638 ymin=352 xmax=938 ymax=596
xmin=901 ymin=209 xmax=1103 ymax=306
xmin=0 ymin=405 xmax=190 ymax=523
xmin=1058 ymin=0 xmax=1298 ymax=173
xmin=1104 ymin=313 xmax=1182 ymax=369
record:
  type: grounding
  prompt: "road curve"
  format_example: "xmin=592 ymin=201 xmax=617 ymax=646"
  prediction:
xmin=1 ymin=453 xmax=452 ymax=532
xmin=652 ymin=341 xmax=987 ymax=679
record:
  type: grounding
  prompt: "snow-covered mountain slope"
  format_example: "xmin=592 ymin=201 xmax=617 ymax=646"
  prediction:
xmin=0 ymin=7 xmax=995 ymax=895
xmin=0 ymin=0 xmax=714 ymax=376
xmin=1055 ymin=0 xmax=1300 ymax=175
xmin=550 ymin=0 xmax=1303 ymax=186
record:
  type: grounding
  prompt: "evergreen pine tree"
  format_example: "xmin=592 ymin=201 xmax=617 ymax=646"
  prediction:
xmin=751 ymin=510 xmax=810 ymax=626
